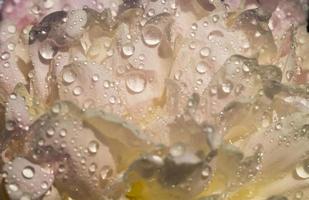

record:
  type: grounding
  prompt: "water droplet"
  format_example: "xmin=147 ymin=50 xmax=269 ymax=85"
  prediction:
xmin=212 ymin=15 xmax=219 ymax=23
xmin=125 ymin=74 xmax=146 ymax=94
xmin=7 ymin=25 xmax=16 ymax=34
xmin=295 ymin=191 xmax=303 ymax=199
xmin=92 ymin=74 xmax=100 ymax=82
xmin=62 ymin=69 xmax=76 ymax=84
xmin=7 ymin=43 xmax=16 ymax=51
xmin=88 ymin=141 xmax=99 ymax=154
xmin=22 ymin=166 xmax=35 ymax=179
xmin=200 ymin=47 xmax=210 ymax=57
xmin=41 ymin=181 xmax=48 ymax=189
xmin=295 ymin=159 xmax=309 ymax=179
xmin=89 ymin=163 xmax=97 ymax=173
xmin=73 ymin=86 xmax=83 ymax=96
xmin=196 ymin=61 xmax=207 ymax=74
xmin=275 ymin=122 xmax=282 ymax=130
xmin=191 ymin=23 xmax=198 ymax=30
xmin=109 ymin=96 xmax=116 ymax=104
xmin=59 ymin=129 xmax=67 ymax=137
xmin=147 ymin=9 xmax=155 ymax=17
xmin=142 ymin=25 xmax=162 ymax=46
xmin=43 ymin=0 xmax=55 ymax=9
xmin=201 ymin=166 xmax=211 ymax=179
xmin=170 ymin=144 xmax=185 ymax=157
xmin=103 ymin=80 xmax=110 ymax=88
xmin=122 ymin=43 xmax=135 ymax=57
xmin=242 ymin=64 xmax=250 ymax=72
xmin=20 ymin=195 xmax=31 ymax=200
xmin=46 ymin=128 xmax=55 ymax=137
xmin=8 ymin=184 xmax=18 ymax=192
xmin=221 ymin=81 xmax=233 ymax=94
xmin=39 ymin=43 xmax=57 ymax=60
xmin=100 ymin=166 xmax=113 ymax=181
xmin=52 ymin=103 xmax=61 ymax=114
xmin=1 ymin=51 xmax=10 ymax=60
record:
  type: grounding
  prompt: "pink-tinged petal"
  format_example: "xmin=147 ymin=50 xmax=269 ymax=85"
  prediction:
xmin=2 ymin=157 xmax=54 ymax=200
xmin=28 ymin=40 xmax=51 ymax=102
xmin=0 ymin=21 xmax=27 ymax=95
xmin=1 ymin=0 xmax=36 ymax=29
xmin=269 ymin=0 xmax=307 ymax=42
xmin=23 ymin=101 xmax=118 ymax=200
xmin=294 ymin=25 xmax=309 ymax=81
xmin=5 ymin=93 xmax=30 ymax=132
xmin=0 ymin=0 xmax=121 ymax=30
xmin=57 ymin=61 xmax=125 ymax=113
xmin=237 ymin=112 xmax=309 ymax=176
xmin=168 ymin=12 xmax=252 ymax=120
xmin=232 ymin=9 xmax=277 ymax=65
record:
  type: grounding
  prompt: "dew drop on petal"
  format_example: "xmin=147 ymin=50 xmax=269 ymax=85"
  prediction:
xmin=39 ymin=43 xmax=57 ymax=60
xmin=92 ymin=74 xmax=100 ymax=82
xmin=8 ymin=184 xmax=18 ymax=192
xmin=201 ymin=166 xmax=210 ymax=179
xmin=46 ymin=128 xmax=55 ymax=137
xmin=125 ymin=74 xmax=146 ymax=94
xmin=196 ymin=61 xmax=207 ymax=74
xmin=62 ymin=69 xmax=76 ymax=84
xmin=169 ymin=144 xmax=185 ymax=157
xmin=73 ymin=86 xmax=83 ymax=96
xmin=88 ymin=141 xmax=99 ymax=154
xmin=221 ymin=81 xmax=233 ymax=94
xmin=20 ymin=195 xmax=31 ymax=200
xmin=89 ymin=163 xmax=97 ymax=173
xmin=41 ymin=182 xmax=48 ymax=190
xmin=295 ymin=159 xmax=309 ymax=179
xmin=43 ymin=0 xmax=55 ymax=9
xmin=1 ymin=51 xmax=10 ymax=60
xmin=7 ymin=25 xmax=16 ymax=34
xmin=122 ymin=43 xmax=135 ymax=57
xmin=100 ymin=166 xmax=113 ymax=181
xmin=142 ymin=25 xmax=162 ymax=47
xmin=200 ymin=47 xmax=210 ymax=58
xmin=22 ymin=166 xmax=35 ymax=179
xmin=212 ymin=15 xmax=219 ymax=23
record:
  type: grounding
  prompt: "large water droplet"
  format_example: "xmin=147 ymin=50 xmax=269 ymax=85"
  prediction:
xmin=22 ymin=166 xmax=35 ymax=179
xmin=39 ymin=43 xmax=57 ymax=60
xmin=62 ymin=69 xmax=76 ymax=84
xmin=142 ymin=25 xmax=162 ymax=47
xmin=8 ymin=184 xmax=18 ymax=192
xmin=295 ymin=159 xmax=309 ymax=179
xmin=125 ymin=74 xmax=146 ymax=94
